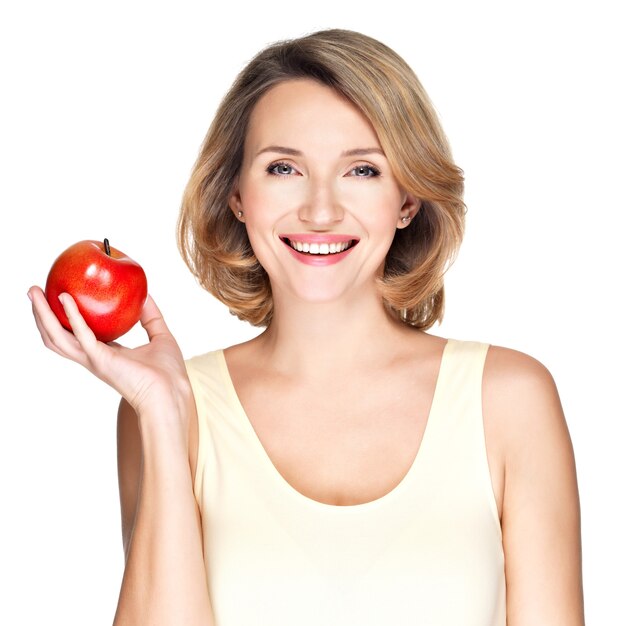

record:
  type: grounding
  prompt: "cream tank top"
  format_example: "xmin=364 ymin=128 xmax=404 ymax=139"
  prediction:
xmin=185 ymin=338 xmax=506 ymax=626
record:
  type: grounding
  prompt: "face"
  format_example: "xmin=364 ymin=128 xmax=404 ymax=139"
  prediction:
xmin=229 ymin=78 xmax=419 ymax=304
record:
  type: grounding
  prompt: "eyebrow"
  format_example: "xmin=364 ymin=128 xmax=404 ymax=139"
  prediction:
xmin=254 ymin=145 xmax=385 ymax=158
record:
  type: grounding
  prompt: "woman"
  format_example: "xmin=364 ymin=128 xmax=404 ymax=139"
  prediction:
xmin=28 ymin=29 xmax=584 ymax=625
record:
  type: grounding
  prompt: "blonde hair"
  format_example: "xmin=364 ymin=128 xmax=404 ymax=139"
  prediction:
xmin=177 ymin=29 xmax=465 ymax=328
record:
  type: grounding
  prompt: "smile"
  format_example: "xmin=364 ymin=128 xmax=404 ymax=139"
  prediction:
xmin=285 ymin=239 xmax=353 ymax=255
xmin=279 ymin=234 xmax=360 ymax=266
xmin=279 ymin=234 xmax=359 ymax=255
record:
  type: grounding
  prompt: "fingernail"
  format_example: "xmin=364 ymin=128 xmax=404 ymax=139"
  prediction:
xmin=27 ymin=290 xmax=33 ymax=302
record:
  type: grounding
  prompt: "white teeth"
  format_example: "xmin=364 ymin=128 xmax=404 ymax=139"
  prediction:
xmin=287 ymin=239 xmax=353 ymax=255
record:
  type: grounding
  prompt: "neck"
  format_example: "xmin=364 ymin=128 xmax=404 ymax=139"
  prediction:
xmin=254 ymin=284 xmax=418 ymax=380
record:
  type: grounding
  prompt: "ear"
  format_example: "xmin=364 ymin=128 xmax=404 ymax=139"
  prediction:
xmin=397 ymin=193 xmax=421 ymax=229
xmin=228 ymin=178 xmax=244 ymax=221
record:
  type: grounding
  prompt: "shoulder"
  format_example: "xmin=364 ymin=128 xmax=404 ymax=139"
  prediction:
xmin=483 ymin=343 xmax=561 ymax=415
xmin=184 ymin=348 xmax=226 ymax=383
xmin=483 ymin=342 xmax=555 ymax=386
xmin=482 ymin=343 xmax=566 ymax=447
xmin=448 ymin=337 xmax=560 ymax=413
xmin=481 ymin=342 xmax=576 ymax=498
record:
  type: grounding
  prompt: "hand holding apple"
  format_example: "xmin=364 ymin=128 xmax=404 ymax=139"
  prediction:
xmin=30 ymin=245 xmax=192 ymax=415
xmin=45 ymin=238 xmax=148 ymax=343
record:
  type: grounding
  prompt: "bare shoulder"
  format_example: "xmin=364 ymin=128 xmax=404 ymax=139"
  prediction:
xmin=483 ymin=342 xmax=558 ymax=395
xmin=482 ymin=344 xmax=571 ymax=459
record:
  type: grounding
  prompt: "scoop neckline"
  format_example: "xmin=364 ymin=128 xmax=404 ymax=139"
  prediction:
xmin=216 ymin=338 xmax=452 ymax=513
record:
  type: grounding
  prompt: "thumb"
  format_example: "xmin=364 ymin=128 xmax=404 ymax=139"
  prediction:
xmin=140 ymin=294 xmax=172 ymax=341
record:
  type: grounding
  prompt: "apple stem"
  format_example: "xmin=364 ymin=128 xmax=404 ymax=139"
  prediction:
xmin=104 ymin=238 xmax=111 ymax=256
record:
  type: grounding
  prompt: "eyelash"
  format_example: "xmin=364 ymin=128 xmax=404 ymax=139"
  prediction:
xmin=266 ymin=161 xmax=381 ymax=179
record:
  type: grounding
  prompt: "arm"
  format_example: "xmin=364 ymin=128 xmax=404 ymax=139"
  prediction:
xmin=29 ymin=286 xmax=213 ymax=625
xmin=114 ymin=391 xmax=211 ymax=625
xmin=116 ymin=389 xmax=201 ymax=562
xmin=484 ymin=346 xmax=584 ymax=625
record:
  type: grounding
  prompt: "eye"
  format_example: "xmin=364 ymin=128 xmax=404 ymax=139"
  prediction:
xmin=267 ymin=161 xmax=297 ymax=176
xmin=350 ymin=164 xmax=381 ymax=178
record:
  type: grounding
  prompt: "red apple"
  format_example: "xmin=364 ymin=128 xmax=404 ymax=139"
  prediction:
xmin=45 ymin=239 xmax=148 ymax=343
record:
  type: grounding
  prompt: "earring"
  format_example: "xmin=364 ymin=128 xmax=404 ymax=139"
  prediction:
xmin=237 ymin=211 xmax=243 ymax=218
xmin=401 ymin=215 xmax=411 ymax=223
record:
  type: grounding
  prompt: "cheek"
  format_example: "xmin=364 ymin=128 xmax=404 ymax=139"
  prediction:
xmin=240 ymin=178 xmax=297 ymax=214
xmin=238 ymin=188 xmax=284 ymax=262
xmin=355 ymin=189 xmax=403 ymax=230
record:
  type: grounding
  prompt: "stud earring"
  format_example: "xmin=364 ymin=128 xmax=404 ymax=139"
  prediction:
xmin=237 ymin=211 xmax=243 ymax=219
xmin=401 ymin=215 xmax=411 ymax=223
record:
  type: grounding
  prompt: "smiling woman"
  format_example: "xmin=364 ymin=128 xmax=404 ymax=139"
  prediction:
xmin=28 ymin=27 xmax=584 ymax=626
xmin=173 ymin=29 xmax=583 ymax=625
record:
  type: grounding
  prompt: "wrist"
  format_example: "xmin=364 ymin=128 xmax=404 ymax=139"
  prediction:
xmin=133 ymin=374 xmax=194 ymax=417
xmin=135 ymin=382 xmax=195 ymax=441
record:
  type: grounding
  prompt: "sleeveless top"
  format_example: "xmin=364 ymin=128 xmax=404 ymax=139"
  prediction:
xmin=185 ymin=338 xmax=506 ymax=626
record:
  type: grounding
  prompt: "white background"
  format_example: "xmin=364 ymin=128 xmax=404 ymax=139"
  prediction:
xmin=1 ymin=0 xmax=624 ymax=623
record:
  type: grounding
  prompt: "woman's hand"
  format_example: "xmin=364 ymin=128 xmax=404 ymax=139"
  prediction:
xmin=28 ymin=286 xmax=190 ymax=418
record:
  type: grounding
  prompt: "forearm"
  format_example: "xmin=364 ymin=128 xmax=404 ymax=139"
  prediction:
xmin=114 ymin=400 xmax=213 ymax=626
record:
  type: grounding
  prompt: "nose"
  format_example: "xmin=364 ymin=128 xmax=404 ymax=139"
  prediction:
xmin=297 ymin=177 xmax=344 ymax=227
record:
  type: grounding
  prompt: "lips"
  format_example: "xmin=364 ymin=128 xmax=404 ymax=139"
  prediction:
xmin=279 ymin=234 xmax=359 ymax=256
xmin=278 ymin=234 xmax=359 ymax=266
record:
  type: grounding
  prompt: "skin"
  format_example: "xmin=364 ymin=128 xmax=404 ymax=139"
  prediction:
xmin=28 ymin=77 xmax=584 ymax=624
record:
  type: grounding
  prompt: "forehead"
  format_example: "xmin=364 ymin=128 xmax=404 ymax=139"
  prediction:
xmin=244 ymin=79 xmax=381 ymax=156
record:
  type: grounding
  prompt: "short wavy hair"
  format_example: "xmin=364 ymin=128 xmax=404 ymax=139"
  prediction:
xmin=177 ymin=28 xmax=465 ymax=329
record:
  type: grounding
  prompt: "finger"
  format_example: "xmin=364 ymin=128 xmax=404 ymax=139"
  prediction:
xmin=29 ymin=288 xmax=60 ymax=353
xmin=58 ymin=292 xmax=99 ymax=353
xmin=140 ymin=294 xmax=172 ymax=342
xmin=32 ymin=302 xmax=67 ymax=358
xmin=29 ymin=286 xmax=86 ymax=361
